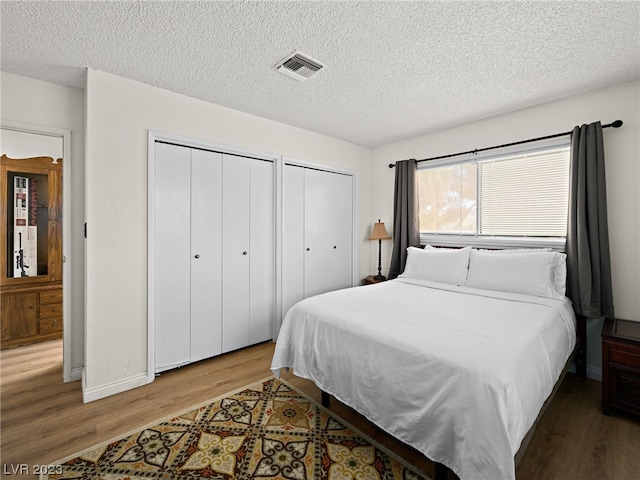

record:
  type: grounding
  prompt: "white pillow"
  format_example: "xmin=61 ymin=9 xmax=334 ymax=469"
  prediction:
xmin=399 ymin=246 xmax=471 ymax=285
xmin=473 ymin=248 xmax=566 ymax=296
xmin=554 ymin=253 xmax=567 ymax=297
xmin=465 ymin=249 xmax=566 ymax=299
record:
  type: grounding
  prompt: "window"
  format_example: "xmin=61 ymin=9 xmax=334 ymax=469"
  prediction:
xmin=417 ymin=138 xmax=570 ymax=249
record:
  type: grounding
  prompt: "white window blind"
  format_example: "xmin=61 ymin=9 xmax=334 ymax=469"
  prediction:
xmin=478 ymin=148 xmax=570 ymax=237
xmin=417 ymin=142 xmax=570 ymax=245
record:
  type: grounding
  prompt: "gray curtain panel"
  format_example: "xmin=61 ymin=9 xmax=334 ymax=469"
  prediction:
xmin=388 ymin=159 xmax=420 ymax=279
xmin=566 ymin=122 xmax=615 ymax=318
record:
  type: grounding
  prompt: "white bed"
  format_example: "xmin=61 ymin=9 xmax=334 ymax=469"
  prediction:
xmin=271 ymin=247 xmax=577 ymax=480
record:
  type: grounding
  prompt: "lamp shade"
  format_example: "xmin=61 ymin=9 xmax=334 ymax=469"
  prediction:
xmin=368 ymin=220 xmax=391 ymax=240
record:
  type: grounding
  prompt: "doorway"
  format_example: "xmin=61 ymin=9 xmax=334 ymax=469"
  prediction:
xmin=0 ymin=126 xmax=71 ymax=380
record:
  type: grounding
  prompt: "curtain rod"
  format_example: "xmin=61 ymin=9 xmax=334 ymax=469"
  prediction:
xmin=388 ymin=120 xmax=623 ymax=168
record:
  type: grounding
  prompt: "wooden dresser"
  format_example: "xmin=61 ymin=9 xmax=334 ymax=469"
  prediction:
xmin=601 ymin=318 xmax=640 ymax=417
xmin=1 ymin=155 xmax=63 ymax=348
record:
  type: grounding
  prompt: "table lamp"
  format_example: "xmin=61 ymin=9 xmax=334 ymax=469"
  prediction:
xmin=369 ymin=219 xmax=392 ymax=280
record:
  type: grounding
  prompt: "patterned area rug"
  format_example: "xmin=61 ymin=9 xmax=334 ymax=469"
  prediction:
xmin=44 ymin=376 xmax=430 ymax=479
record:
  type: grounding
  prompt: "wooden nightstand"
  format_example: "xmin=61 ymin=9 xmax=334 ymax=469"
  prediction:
xmin=601 ymin=318 xmax=640 ymax=417
xmin=364 ymin=275 xmax=386 ymax=285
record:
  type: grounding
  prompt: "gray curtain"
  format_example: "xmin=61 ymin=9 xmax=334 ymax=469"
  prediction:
xmin=566 ymin=122 xmax=614 ymax=318
xmin=388 ymin=159 xmax=420 ymax=279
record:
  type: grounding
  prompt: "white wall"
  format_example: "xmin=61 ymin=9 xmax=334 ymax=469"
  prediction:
xmin=371 ymin=80 xmax=640 ymax=376
xmin=1 ymin=129 xmax=64 ymax=158
xmin=83 ymin=69 xmax=372 ymax=401
xmin=1 ymin=72 xmax=86 ymax=379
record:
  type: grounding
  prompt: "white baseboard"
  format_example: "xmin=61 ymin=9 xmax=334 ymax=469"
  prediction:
xmin=68 ymin=366 xmax=83 ymax=382
xmin=586 ymin=365 xmax=602 ymax=382
xmin=82 ymin=372 xmax=149 ymax=403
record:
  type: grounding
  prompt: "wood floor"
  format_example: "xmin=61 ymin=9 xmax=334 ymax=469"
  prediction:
xmin=1 ymin=339 xmax=639 ymax=480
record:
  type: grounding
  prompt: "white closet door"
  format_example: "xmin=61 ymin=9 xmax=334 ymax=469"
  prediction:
xmin=304 ymin=168 xmax=354 ymax=297
xmin=222 ymin=154 xmax=251 ymax=352
xmin=190 ymin=149 xmax=223 ymax=362
xmin=249 ymin=159 xmax=274 ymax=343
xmin=282 ymin=164 xmax=305 ymax=317
xmin=154 ymin=143 xmax=191 ymax=372
xmin=328 ymin=172 xmax=353 ymax=290
xmin=303 ymin=168 xmax=330 ymax=298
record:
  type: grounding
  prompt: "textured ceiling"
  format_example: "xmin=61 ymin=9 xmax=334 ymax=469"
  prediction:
xmin=1 ymin=1 xmax=639 ymax=147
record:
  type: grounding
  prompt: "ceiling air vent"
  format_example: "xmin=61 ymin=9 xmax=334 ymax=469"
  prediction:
xmin=274 ymin=51 xmax=325 ymax=81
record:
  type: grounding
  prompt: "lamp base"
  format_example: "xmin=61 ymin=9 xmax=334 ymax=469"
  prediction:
xmin=373 ymin=274 xmax=386 ymax=281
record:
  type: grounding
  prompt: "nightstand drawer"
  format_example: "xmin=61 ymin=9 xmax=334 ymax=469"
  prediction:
xmin=611 ymin=349 xmax=640 ymax=369
xmin=611 ymin=370 xmax=640 ymax=412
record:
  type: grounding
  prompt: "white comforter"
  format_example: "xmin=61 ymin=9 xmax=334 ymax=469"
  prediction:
xmin=271 ymin=278 xmax=576 ymax=480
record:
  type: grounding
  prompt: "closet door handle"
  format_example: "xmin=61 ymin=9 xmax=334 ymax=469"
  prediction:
xmin=333 ymin=246 xmax=337 ymax=249
xmin=194 ymin=254 xmax=200 ymax=259
xmin=243 ymin=251 xmax=248 ymax=255
xmin=306 ymin=248 xmax=310 ymax=251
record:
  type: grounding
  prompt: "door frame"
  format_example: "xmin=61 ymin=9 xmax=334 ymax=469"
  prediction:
xmin=147 ymin=130 xmax=280 ymax=383
xmin=1 ymin=121 xmax=73 ymax=381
